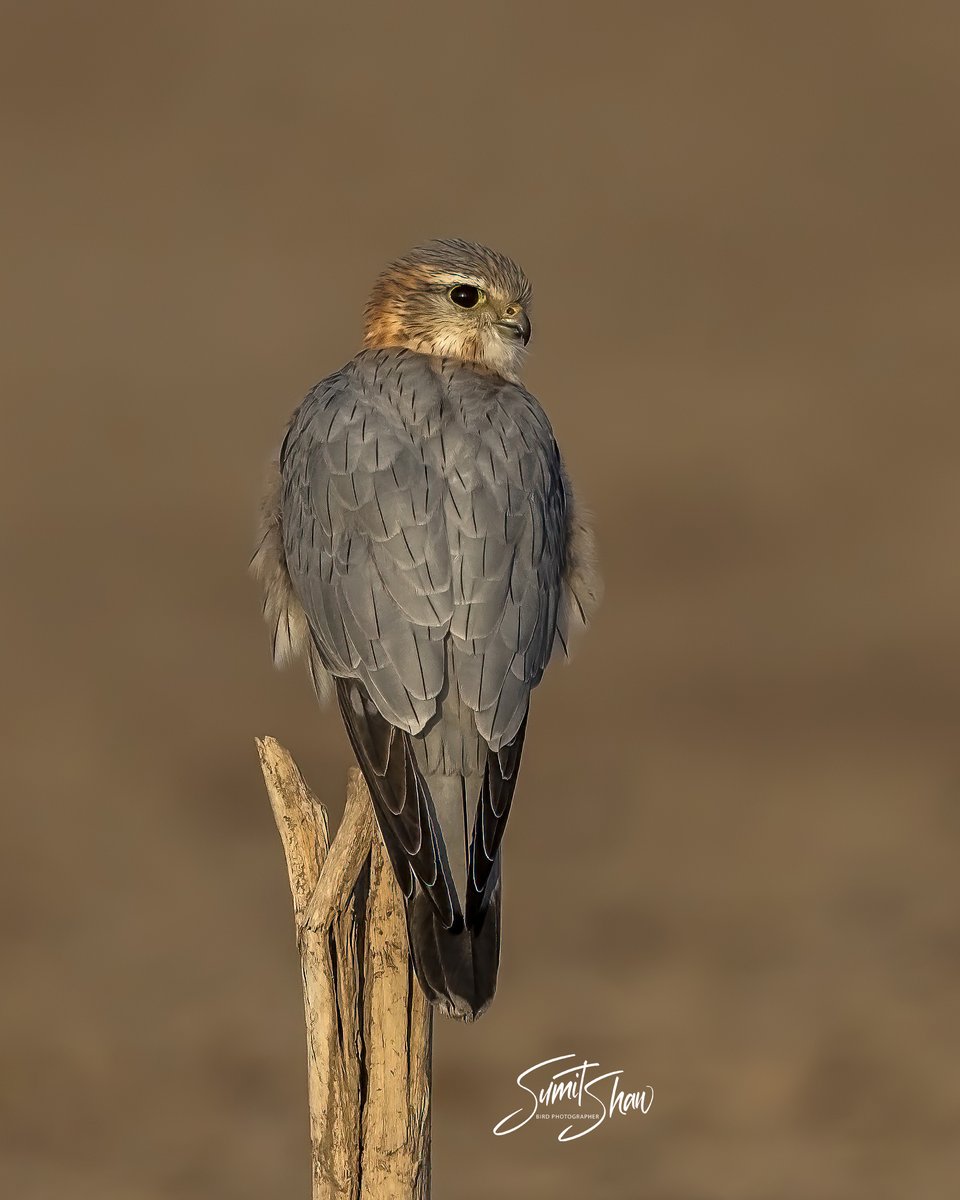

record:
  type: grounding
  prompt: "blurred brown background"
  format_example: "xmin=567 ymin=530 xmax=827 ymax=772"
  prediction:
xmin=2 ymin=3 xmax=959 ymax=1197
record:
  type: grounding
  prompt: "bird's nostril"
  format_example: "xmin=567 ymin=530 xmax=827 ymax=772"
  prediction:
xmin=504 ymin=305 xmax=518 ymax=317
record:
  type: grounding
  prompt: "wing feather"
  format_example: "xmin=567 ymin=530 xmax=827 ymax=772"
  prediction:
xmin=281 ymin=353 xmax=452 ymax=732
xmin=277 ymin=349 xmax=576 ymax=930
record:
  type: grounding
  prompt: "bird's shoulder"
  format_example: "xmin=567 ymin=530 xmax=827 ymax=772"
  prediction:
xmin=284 ymin=348 xmax=555 ymax=450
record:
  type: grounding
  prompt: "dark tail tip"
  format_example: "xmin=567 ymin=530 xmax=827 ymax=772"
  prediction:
xmin=407 ymin=889 xmax=501 ymax=1021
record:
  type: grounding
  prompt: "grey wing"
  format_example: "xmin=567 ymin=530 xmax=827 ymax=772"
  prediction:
xmin=280 ymin=354 xmax=453 ymax=731
xmin=279 ymin=353 xmax=461 ymax=926
xmin=278 ymin=356 xmax=573 ymax=929
xmin=445 ymin=380 xmax=568 ymax=753
xmin=441 ymin=374 xmax=570 ymax=913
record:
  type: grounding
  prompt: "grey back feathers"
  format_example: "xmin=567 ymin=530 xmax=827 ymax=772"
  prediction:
xmin=279 ymin=348 xmax=566 ymax=749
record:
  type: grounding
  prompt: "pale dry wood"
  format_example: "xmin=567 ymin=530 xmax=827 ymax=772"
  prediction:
xmin=301 ymin=769 xmax=375 ymax=934
xmin=256 ymin=738 xmax=432 ymax=1200
xmin=360 ymin=827 xmax=433 ymax=1198
xmin=257 ymin=736 xmax=329 ymax=921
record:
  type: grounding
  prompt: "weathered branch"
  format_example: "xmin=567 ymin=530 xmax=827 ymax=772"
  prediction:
xmin=256 ymin=737 xmax=432 ymax=1199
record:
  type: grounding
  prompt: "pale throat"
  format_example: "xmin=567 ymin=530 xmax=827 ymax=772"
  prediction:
xmin=364 ymin=308 xmax=524 ymax=381
xmin=416 ymin=327 xmax=524 ymax=380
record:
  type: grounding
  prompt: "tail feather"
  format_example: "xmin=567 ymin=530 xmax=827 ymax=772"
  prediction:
xmin=407 ymin=877 xmax=501 ymax=1021
xmin=334 ymin=676 xmax=523 ymax=1020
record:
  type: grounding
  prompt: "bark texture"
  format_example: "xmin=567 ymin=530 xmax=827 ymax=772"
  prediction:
xmin=256 ymin=737 xmax=432 ymax=1199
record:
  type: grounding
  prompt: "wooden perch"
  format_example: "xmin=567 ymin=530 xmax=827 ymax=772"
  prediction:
xmin=256 ymin=737 xmax=433 ymax=1199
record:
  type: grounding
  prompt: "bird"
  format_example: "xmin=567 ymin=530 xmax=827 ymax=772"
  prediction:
xmin=253 ymin=239 xmax=598 ymax=1019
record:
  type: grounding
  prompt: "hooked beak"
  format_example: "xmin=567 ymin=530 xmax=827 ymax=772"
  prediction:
xmin=496 ymin=309 xmax=531 ymax=346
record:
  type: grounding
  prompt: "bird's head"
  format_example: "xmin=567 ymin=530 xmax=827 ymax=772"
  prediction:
xmin=363 ymin=239 xmax=532 ymax=380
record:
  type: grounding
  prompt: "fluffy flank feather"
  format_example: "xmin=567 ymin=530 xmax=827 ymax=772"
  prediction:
xmin=555 ymin=467 xmax=602 ymax=659
xmin=251 ymin=458 xmax=333 ymax=703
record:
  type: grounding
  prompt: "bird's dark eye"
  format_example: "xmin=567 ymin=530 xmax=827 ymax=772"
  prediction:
xmin=449 ymin=284 xmax=482 ymax=309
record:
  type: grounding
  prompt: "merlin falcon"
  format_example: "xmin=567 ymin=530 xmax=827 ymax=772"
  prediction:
xmin=254 ymin=239 xmax=598 ymax=1019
